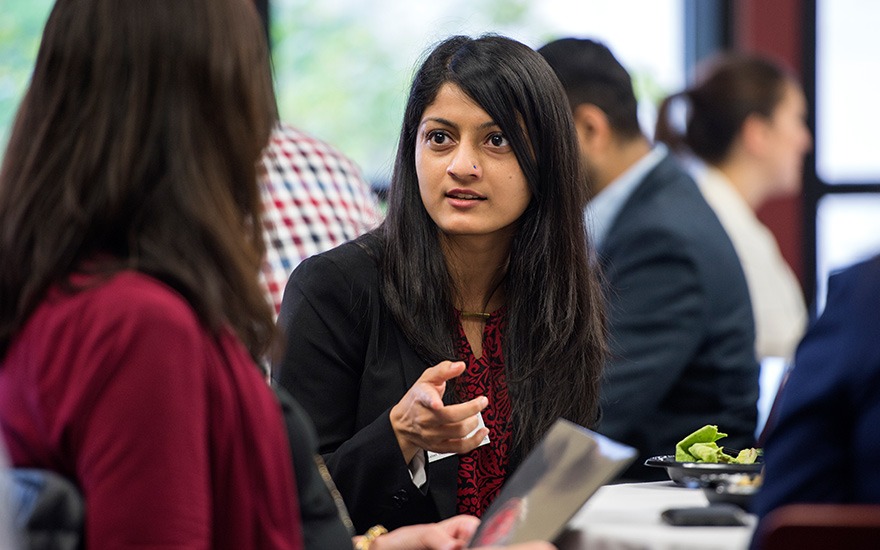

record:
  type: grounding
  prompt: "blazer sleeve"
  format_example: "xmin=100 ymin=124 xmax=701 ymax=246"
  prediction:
xmin=598 ymin=229 xmax=704 ymax=441
xmin=274 ymin=251 xmax=439 ymax=532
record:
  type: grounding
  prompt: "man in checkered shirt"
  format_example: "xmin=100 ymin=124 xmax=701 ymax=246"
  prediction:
xmin=259 ymin=122 xmax=383 ymax=315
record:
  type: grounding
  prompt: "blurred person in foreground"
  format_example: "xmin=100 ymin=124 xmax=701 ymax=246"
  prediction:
xmin=538 ymin=38 xmax=759 ymax=480
xmin=751 ymin=255 xmax=880 ymax=544
xmin=0 ymin=1 xmax=550 ymax=549
xmin=275 ymin=34 xmax=606 ymax=530
xmin=0 ymin=0 xmax=302 ymax=547
xmin=656 ymin=52 xmax=811 ymax=363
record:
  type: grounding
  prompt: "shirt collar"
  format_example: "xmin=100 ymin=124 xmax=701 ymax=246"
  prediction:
xmin=586 ymin=144 xmax=668 ymax=248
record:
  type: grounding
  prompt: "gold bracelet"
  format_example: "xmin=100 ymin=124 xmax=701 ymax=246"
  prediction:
xmin=355 ymin=524 xmax=388 ymax=550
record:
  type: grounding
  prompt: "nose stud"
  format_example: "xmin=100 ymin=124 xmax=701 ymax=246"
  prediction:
xmin=447 ymin=160 xmax=480 ymax=178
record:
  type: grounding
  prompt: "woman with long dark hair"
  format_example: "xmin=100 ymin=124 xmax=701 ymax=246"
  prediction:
xmin=276 ymin=34 xmax=606 ymax=532
xmin=0 ymin=0 xmax=301 ymax=547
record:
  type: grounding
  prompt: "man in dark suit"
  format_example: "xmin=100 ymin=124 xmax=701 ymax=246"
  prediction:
xmin=538 ymin=38 xmax=760 ymax=480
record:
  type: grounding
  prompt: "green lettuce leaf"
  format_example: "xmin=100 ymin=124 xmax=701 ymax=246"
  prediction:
xmin=675 ymin=425 xmax=727 ymax=462
xmin=674 ymin=424 xmax=761 ymax=464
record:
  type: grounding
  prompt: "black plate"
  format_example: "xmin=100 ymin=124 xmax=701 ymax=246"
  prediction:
xmin=702 ymin=480 xmax=760 ymax=510
xmin=644 ymin=455 xmax=763 ymax=485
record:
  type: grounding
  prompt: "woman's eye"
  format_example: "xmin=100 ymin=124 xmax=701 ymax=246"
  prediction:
xmin=488 ymin=133 xmax=509 ymax=147
xmin=427 ymin=130 xmax=448 ymax=145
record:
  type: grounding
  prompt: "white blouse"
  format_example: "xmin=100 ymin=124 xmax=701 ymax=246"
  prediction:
xmin=695 ymin=166 xmax=808 ymax=361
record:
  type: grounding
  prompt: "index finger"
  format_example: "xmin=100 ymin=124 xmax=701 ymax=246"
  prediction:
xmin=418 ymin=361 xmax=467 ymax=386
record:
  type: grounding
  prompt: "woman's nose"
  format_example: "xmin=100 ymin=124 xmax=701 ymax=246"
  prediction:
xmin=803 ymin=127 xmax=814 ymax=153
xmin=447 ymin=147 xmax=481 ymax=179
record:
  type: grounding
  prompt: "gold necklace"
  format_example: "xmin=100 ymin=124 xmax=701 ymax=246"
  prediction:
xmin=458 ymin=276 xmax=505 ymax=321
xmin=459 ymin=311 xmax=491 ymax=320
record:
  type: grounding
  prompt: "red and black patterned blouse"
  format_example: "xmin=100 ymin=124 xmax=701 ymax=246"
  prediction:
xmin=454 ymin=307 xmax=512 ymax=517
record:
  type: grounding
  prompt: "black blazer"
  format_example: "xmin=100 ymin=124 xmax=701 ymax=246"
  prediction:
xmin=596 ymin=154 xmax=760 ymax=480
xmin=275 ymin=234 xmax=458 ymax=532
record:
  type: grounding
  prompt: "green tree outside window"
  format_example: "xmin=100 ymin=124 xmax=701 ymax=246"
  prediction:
xmin=0 ymin=1 xmax=54 ymax=155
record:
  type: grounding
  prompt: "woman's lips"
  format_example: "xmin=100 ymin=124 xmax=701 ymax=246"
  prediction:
xmin=445 ymin=189 xmax=486 ymax=209
xmin=445 ymin=188 xmax=486 ymax=200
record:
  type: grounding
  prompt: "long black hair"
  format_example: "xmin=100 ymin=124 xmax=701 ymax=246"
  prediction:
xmin=378 ymin=34 xmax=606 ymax=455
xmin=0 ymin=0 xmax=276 ymax=359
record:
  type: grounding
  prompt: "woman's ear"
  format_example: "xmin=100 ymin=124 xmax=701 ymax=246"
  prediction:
xmin=740 ymin=112 xmax=772 ymax=157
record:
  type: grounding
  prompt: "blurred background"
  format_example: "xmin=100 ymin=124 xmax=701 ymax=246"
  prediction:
xmin=2 ymin=0 xmax=879 ymax=314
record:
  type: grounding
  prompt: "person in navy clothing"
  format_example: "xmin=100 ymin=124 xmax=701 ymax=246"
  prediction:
xmin=538 ymin=38 xmax=759 ymax=480
xmin=753 ymin=255 xmax=880 ymax=519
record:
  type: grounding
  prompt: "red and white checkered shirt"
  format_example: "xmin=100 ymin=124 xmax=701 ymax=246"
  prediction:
xmin=259 ymin=123 xmax=382 ymax=315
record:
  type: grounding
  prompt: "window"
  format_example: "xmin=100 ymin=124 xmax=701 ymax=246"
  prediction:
xmin=806 ymin=0 xmax=880 ymax=311
xmin=270 ymin=0 xmax=685 ymax=187
xmin=815 ymin=0 xmax=880 ymax=183
xmin=1 ymin=1 xmax=687 ymax=188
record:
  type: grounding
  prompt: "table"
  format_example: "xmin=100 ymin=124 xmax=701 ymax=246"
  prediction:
xmin=558 ymin=482 xmax=757 ymax=550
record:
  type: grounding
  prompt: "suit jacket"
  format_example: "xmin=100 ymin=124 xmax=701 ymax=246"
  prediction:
xmin=753 ymin=256 xmax=880 ymax=520
xmin=274 ymin=234 xmax=459 ymax=532
xmin=596 ymin=154 xmax=760 ymax=480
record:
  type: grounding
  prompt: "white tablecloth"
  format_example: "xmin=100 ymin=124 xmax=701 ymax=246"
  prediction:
xmin=558 ymin=482 xmax=757 ymax=550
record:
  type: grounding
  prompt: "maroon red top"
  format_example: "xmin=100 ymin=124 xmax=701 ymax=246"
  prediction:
xmin=455 ymin=308 xmax=512 ymax=517
xmin=0 ymin=271 xmax=303 ymax=549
